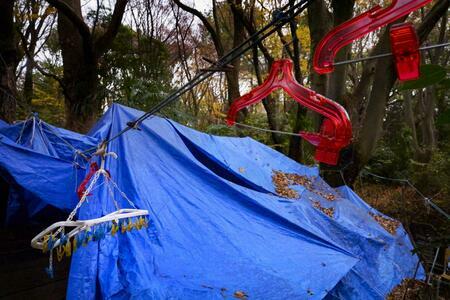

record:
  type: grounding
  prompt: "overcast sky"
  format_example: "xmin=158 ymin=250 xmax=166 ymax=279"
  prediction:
xmin=192 ymin=0 xmax=213 ymax=12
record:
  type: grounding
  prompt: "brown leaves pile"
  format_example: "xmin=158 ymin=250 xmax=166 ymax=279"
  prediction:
xmin=386 ymin=279 xmax=427 ymax=300
xmin=271 ymin=170 xmax=336 ymax=201
xmin=312 ymin=201 xmax=335 ymax=218
xmin=369 ymin=212 xmax=400 ymax=235
xmin=316 ymin=191 xmax=336 ymax=201
xmin=272 ymin=171 xmax=300 ymax=198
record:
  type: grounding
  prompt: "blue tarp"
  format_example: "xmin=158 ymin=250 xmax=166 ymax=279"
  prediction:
xmin=0 ymin=115 xmax=96 ymax=223
xmin=0 ymin=104 xmax=423 ymax=299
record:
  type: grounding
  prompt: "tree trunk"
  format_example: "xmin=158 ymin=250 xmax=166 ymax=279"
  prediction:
xmin=341 ymin=0 xmax=450 ymax=185
xmin=62 ymin=64 xmax=99 ymax=132
xmin=57 ymin=0 xmax=99 ymax=132
xmin=287 ymin=0 xmax=306 ymax=162
xmin=251 ymin=47 xmax=283 ymax=149
xmin=307 ymin=0 xmax=356 ymax=183
xmin=23 ymin=56 xmax=34 ymax=107
xmin=340 ymin=31 xmax=397 ymax=186
xmin=327 ymin=0 xmax=355 ymax=101
xmin=307 ymin=0 xmax=331 ymax=97
xmin=0 ymin=0 xmax=17 ymax=123
xmin=225 ymin=3 xmax=244 ymax=105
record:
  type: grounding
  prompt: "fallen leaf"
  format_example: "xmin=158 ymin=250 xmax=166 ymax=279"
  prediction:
xmin=234 ymin=290 xmax=248 ymax=299
xmin=369 ymin=212 xmax=400 ymax=235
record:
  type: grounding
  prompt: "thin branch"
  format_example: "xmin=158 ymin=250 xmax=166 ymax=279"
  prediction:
xmin=173 ymin=0 xmax=224 ymax=55
xmin=92 ymin=0 xmax=100 ymax=35
xmin=45 ymin=0 xmax=90 ymax=40
xmin=227 ymin=0 xmax=273 ymax=65
xmin=17 ymin=29 xmax=72 ymax=102
xmin=45 ymin=0 xmax=94 ymax=60
xmin=94 ymin=0 xmax=128 ymax=56
xmin=417 ymin=0 xmax=450 ymax=43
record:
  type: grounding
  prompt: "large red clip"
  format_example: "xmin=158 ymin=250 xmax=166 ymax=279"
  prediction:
xmin=313 ymin=0 xmax=432 ymax=74
xmin=77 ymin=162 xmax=99 ymax=199
xmin=390 ymin=23 xmax=420 ymax=81
xmin=227 ymin=59 xmax=352 ymax=165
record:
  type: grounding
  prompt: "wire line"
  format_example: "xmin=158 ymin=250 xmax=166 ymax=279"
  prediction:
xmin=333 ymin=42 xmax=450 ymax=66
xmin=361 ymin=170 xmax=450 ymax=220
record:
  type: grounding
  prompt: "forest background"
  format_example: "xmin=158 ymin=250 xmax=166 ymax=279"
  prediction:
xmin=0 ymin=0 xmax=449 ymax=269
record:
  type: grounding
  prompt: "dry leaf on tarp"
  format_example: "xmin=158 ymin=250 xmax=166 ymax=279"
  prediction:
xmin=369 ymin=212 xmax=400 ymax=235
xmin=271 ymin=170 xmax=336 ymax=201
xmin=234 ymin=290 xmax=248 ymax=299
xmin=312 ymin=201 xmax=335 ymax=218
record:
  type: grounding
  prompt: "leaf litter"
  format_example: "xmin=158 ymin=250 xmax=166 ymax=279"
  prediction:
xmin=369 ymin=212 xmax=400 ymax=235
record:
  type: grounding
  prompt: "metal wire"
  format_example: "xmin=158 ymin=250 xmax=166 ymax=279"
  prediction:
xmin=234 ymin=122 xmax=302 ymax=136
xmin=333 ymin=42 xmax=450 ymax=66
xmin=361 ymin=170 xmax=450 ymax=220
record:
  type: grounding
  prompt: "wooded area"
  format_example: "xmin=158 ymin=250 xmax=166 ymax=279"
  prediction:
xmin=0 ymin=0 xmax=449 ymax=297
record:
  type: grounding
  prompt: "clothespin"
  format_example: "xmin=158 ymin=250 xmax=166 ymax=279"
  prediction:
xmin=72 ymin=237 xmax=78 ymax=252
xmin=111 ymin=220 xmax=119 ymax=236
xmin=390 ymin=23 xmax=420 ymax=81
xmin=121 ymin=220 xmax=127 ymax=234
xmin=56 ymin=245 xmax=65 ymax=262
xmin=65 ymin=241 xmax=72 ymax=257
xmin=127 ymin=218 xmax=134 ymax=231
xmin=45 ymin=266 xmax=54 ymax=279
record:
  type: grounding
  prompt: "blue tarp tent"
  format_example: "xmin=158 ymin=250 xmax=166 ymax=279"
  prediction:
xmin=0 ymin=104 xmax=423 ymax=299
xmin=0 ymin=115 xmax=97 ymax=223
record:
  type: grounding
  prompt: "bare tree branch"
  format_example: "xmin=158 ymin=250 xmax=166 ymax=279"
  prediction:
xmin=344 ymin=0 xmax=450 ymax=183
xmin=17 ymin=29 xmax=72 ymax=102
xmin=417 ymin=0 xmax=450 ymax=42
xmin=45 ymin=0 xmax=90 ymax=41
xmin=94 ymin=0 xmax=128 ymax=56
xmin=173 ymin=0 xmax=224 ymax=55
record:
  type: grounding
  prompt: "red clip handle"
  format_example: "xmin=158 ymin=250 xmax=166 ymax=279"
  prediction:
xmin=227 ymin=59 xmax=352 ymax=165
xmin=313 ymin=0 xmax=432 ymax=74
xmin=390 ymin=23 xmax=420 ymax=81
xmin=77 ymin=162 xmax=99 ymax=199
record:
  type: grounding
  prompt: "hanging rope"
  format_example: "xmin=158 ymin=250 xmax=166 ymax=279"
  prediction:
xmin=40 ymin=121 xmax=90 ymax=161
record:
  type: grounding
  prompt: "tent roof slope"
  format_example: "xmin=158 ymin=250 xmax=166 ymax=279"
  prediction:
xmin=68 ymin=104 xmax=360 ymax=299
xmin=0 ymin=104 xmax=421 ymax=299
xmin=0 ymin=116 xmax=97 ymax=222
xmin=67 ymin=104 xmax=421 ymax=300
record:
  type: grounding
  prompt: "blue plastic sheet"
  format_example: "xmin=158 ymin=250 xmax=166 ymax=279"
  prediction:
xmin=0 ymin=116 xmax=96 ymax=222
xmin=0 ymin=104 xmax=423 ymax=299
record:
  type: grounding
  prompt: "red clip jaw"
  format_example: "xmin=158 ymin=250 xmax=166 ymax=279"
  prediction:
xmin=390 ymin=23 xmax=420 ymax=81
xmin=313 ymin=0 xmax=432 ymax=74
xmin=300 ymin=119 xmax=352 ymax=165
xmin=227 ymin=59 xmax=352 ymax=165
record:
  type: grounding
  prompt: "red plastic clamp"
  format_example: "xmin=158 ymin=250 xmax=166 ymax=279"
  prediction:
xmin=227 ymin=59 xmax=352 ymax=165
xmin=390 ymin=22 xmax=420 ymax=81
xmin=313 ymin=0 xmax=432 ymax=74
